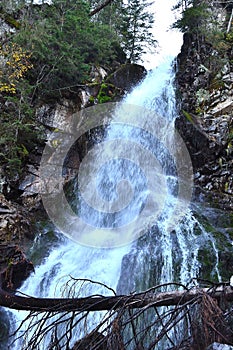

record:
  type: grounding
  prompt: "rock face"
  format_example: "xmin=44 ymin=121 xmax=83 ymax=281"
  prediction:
xmin=0 ymin=194 xmax=34 ymax=244
xmin=0 ymin=245 xmax=34 ymax=292
xmin=175 ymin=3 xmax=233 ymax=210
xmin=0 ymin=194 xmax=35 ymax=293
xmin=0 ymin=62 xmax=147 ymax=289
xmin=106 ymin=63 xmax=147 ymax=92
xmin=17 ymin=63 xmax=147 ymax=199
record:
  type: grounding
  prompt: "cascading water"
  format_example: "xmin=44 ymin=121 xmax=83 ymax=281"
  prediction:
xmin=4 ymin=2 xmax=226 ymax=349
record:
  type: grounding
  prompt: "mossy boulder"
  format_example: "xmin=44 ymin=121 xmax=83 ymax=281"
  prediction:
xmin=106 ymin=63 xmax=147 ymax=92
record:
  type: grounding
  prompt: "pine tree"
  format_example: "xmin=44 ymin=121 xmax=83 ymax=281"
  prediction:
xmin=119 ymin=0 xmax=157 ymax=63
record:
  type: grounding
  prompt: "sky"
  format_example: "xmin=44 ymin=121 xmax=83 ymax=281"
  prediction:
xmin=142 ymin=0 xmax=183 ymax=69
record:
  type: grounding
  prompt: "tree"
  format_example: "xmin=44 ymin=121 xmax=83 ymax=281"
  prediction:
xmin=1 ymin=276 xmax=233 ymax=349
xmin=118 ymin=0 xmax=157 ymax=63
xmin=0 ymin=43 xmax=33 ymax=94
xmin=12 ymin=0 xmax=124 ymax=98
xmin=172 ymin=0 xmax=193 ymax=11
xmin=172 ymin=1 xmax=209 ymax=34
xmin=0 ymin=42 xmax=41 ymax=177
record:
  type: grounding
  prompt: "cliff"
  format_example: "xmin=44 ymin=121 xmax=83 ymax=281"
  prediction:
xmin=175 ymin=0 xmax=233 ymax=211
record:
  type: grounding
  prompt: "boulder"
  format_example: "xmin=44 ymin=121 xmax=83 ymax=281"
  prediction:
xmin=106 ymin=63 xmax=147 ymax=92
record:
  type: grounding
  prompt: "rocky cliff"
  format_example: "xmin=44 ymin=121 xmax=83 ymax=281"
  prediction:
xmin=175 ymin=1 xmax=233 ymax=211
xmin=0 ymin=62 xmax=146 ymax=280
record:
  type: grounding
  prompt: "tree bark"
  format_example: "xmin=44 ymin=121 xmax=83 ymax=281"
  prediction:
xmin=1 ymin=277 xmax=233 ymax=312
xmin=89 ymin=0 xmax=115 ymax=17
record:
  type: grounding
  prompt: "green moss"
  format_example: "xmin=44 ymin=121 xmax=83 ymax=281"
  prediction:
xmin=192 ymin=207 xmax=233 ymax=281
xmin=88 ymin=96 xmax=95 ymax=105
xmin=182 ymin=110 xmax=194 ymax=123
xmin=0 ymin=11 xmax=21 ymax=29
xmin=195 ymin=106 xmax=203 ymax=114
xmin=198 ymin=244 xmax=218 ymax=281
xmin=209 ymin=77 xmax=225 ymax=91
xmin=97 ymin=83 xmax=114 ymax=104
xmin=226 ymin=31 xmax=233 ymax=43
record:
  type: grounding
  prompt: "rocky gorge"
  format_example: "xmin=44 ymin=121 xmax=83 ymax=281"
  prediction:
xmin=175 ymin=0 xmax=233 ymax=211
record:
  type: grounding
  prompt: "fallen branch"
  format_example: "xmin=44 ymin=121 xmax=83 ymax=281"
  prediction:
xmin=8 ymin=279 xmax=233 ymax=349
xmin=227 ymin=7 xmax=233 ymax=33
xmin=1 ymin=277 xmax=233 ymax=312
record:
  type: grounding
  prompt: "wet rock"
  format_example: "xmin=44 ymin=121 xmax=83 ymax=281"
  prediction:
xmin=0 ymin=308 xmax=10 ymax=350
xmin=206 ymin=343 xmax=233 ymax=350
xmin=0 ymin=244 xmax=34 ymax=292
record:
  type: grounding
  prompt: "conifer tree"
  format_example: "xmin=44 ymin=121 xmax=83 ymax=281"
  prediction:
xmin=119 ymin=0 xmax=157 ymax=63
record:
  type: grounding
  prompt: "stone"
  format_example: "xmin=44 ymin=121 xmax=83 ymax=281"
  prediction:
xmin=90 ymin=65 xmax=107 ymax=83
xmin=0 ymin=194 xmax=34 ymax=244
xmin=19 ymin=172 xmax=41 ymax=195
xmin=106 ymin=63 xmax=147 ymax=92
xmin=0 ymin=245 xmax=34 ymax=292
xmin=206 ymin=343 xmax=233 ymax=350
xmin=210 ymin=98 xmax=233 ymax=116
xmin=36 ymin=97 xmax=82 ymax=129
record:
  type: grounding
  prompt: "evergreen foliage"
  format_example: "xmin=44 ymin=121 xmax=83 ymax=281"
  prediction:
xmin=118 ymin=0 xmax=157 ymax=62
xmin=13 ymin=0 xmax=123 ymax=96
xmin=0 ymin=0 xmax=156 ymax=179
xmin=173 ymin=2 xmax=209 ymax=34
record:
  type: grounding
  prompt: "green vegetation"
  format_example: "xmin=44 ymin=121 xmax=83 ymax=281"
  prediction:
xmin=97 ymin=83 xmax=113 ymax=103
xmin=0 ymin=0 xmax=155 ymax=180
xmin=118 ymin=0 xmax=157 ymax=62
xmin=173 ymin=0 xmax=233 ymax=52
xmin=13 ymin=0 xmax=122 ymax=97
xmin=173 ymin=2 xmax=209 ymax=34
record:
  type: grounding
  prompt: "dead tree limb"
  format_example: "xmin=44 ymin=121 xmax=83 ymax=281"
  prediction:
xmin=1 ymin=277 xmax=233 ymax=312
xmin=89 ymin=0 xmax=115 ymax=17
xmin=227 ymin=7 xmax=233 ymax=33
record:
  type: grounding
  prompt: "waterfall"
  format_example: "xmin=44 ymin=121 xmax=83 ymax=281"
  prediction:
xmin=5 ymin=2 xmax=225 ymax=349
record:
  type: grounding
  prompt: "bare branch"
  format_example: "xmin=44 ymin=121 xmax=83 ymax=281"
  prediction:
xmin=1 ymin=275 xmax=233 ymax=312
xmin=7 ymin=278 xmax=233 ymax=349
xmin=89 ymin=0 xmax=115 ymax=17
xmin=227 ymin=7 xmax=233 ymax=33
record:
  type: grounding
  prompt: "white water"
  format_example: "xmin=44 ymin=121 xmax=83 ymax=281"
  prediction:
xmin=7 ymin=2 xmax=213 ymax=349
xmin=10 ymin=68 xmax=190 ymax=350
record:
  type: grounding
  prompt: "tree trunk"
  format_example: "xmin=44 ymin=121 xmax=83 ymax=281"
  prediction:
xmin=1 ymin=277 xmax=233 ymax=312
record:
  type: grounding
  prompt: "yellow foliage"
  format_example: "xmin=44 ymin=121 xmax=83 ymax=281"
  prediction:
xmin=0 ymin=43 xmax=33 ymax=94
